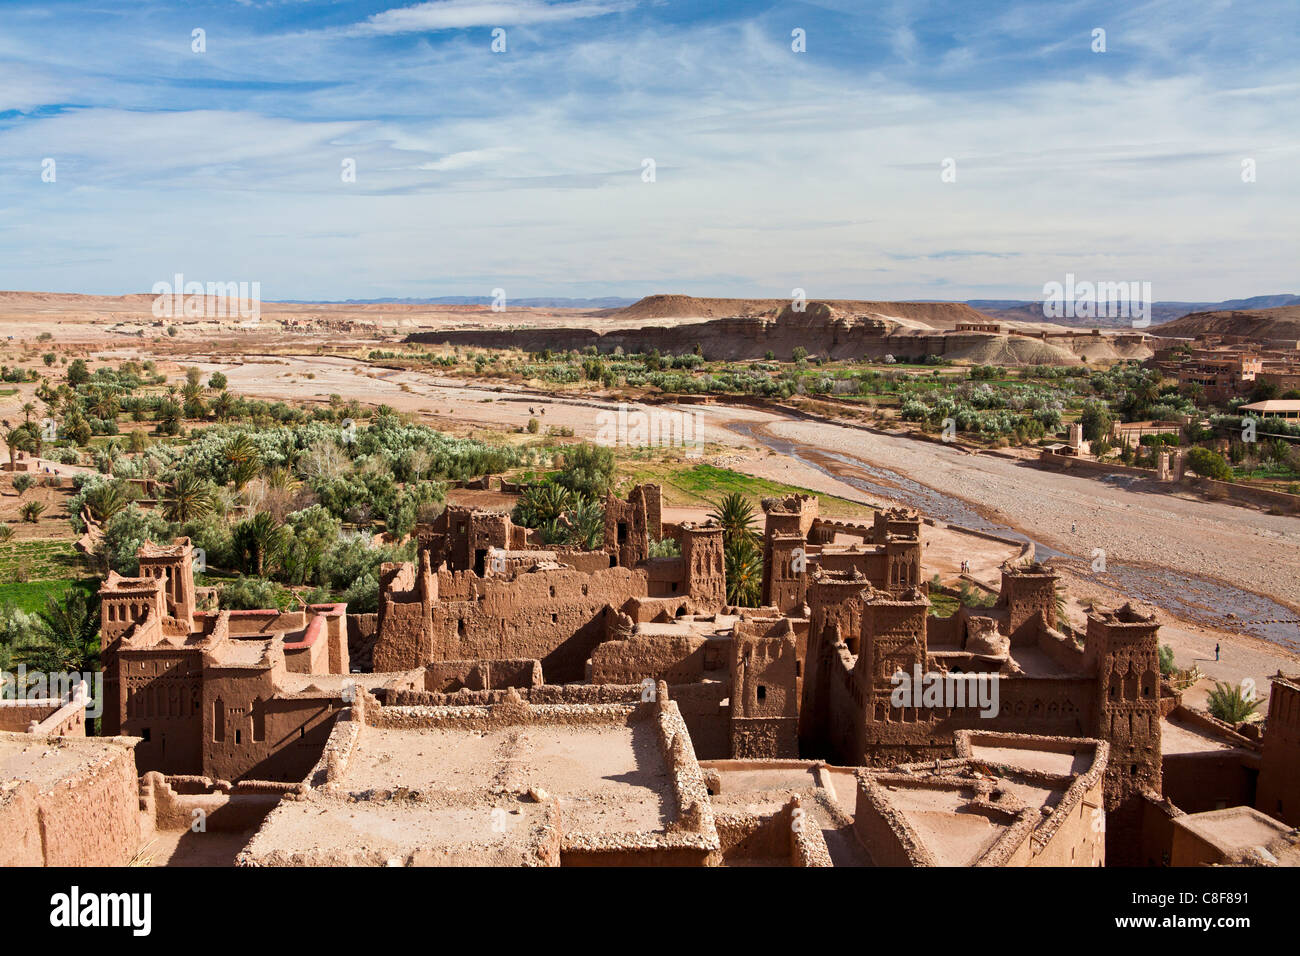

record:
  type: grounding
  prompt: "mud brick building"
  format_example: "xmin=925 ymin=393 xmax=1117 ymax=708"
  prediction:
xmin=99 ymin=537 xmax=354 ymax=781
xmin=372 ymin=487 xmax=726 ymax=678
xmin=59 ymin=486 xmax=1300 ymax=867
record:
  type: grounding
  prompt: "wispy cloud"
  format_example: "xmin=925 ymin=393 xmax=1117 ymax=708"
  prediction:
xmin=346 ymin=0 xmax=635 ymax=36
xmin=0 ymin=0 xmax=1294 ymax=300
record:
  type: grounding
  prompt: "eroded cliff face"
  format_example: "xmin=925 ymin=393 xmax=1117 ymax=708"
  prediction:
xmin=407 ymin=299 xmax=988 ymax=360
xmin=407 ymin=297 xmax=1150 ymax=364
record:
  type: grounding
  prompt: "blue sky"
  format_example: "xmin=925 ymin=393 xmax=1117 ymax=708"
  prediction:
xmin=1 ymin=0 xmax=1296 ymax=301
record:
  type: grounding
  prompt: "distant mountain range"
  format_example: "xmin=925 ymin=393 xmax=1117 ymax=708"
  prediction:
xmin=271 ymin=296 xmax=639 ymax=309
xmin=966 ymin=294 xmax=1300 ymax=328
xmin=269 ymin=293 xmax=1300 ymax=327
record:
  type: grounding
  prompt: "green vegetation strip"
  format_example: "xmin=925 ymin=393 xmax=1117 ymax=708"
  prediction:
xmin=0 ymin=578 xmax=97 ymax=615
xmin=619 ymin=463 xmax=872 ymax=516
xmin=0 ymin=540 xmax=83 ymax=580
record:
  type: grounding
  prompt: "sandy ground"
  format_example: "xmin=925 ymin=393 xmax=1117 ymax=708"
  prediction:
xmin=144 ymin=829 xmax=256 ymax=867
xmin=0 ymin=479 xmax=75 ymax=541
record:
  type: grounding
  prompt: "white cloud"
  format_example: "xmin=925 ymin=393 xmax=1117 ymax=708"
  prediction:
xmin=347 ymin=0 xmax=635 ymax=36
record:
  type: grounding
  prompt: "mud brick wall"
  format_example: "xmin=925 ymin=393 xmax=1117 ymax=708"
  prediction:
xmin=376 ymin=565 xmax=649 ymax=681
xmin=347 ymin=613 xmax=379 ymax=672
xmin=0 ymin=739 xmax=141 ymax=866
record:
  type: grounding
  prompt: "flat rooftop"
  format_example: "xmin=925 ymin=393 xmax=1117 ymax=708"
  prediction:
xmin=859 ymin=732 xmax=1108 ymax=866
xmin=1161 ymin=714 xmax=1248 ymax=756
xmin=967 ymin=741 xmax=1096 ymax=776
xmin=240 ymin=692 xmax=717 ymax=866
xmin=885 ymin=784 xmax=1009 ymax=867
xmin=337 ymin=721 xmax=672 ymax=832
xmin=1175 ymin=806 xmax=1300 ymax=866
xmin=0 ymin=733 xmax=132 ymax=791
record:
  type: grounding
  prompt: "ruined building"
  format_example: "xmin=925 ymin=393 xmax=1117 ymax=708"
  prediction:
xmin=372 ymin=485 xmax=726 ymax=678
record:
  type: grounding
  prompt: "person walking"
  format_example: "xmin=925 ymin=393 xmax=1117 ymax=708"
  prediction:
xmin=1215 ymin=643 xmax=1220 ymax=662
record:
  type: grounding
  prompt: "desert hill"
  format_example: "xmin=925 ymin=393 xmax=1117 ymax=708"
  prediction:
xmin=1153 ymin=305 xmax=1300 ymax=344
xmin=973 ymin=294 xmax=1300 ymax=330
xmin=604 ymin=294 xmax=996 ymax=330
xmin=410 ymin=298 xmax=1152 ymax=365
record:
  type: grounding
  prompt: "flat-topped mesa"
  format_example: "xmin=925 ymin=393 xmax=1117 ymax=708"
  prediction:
xmin=403 ymin=297 xmax=1003 ymax=361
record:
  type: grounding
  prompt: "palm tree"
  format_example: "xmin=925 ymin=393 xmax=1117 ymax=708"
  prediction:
xmin=212 ymin=390 xmax=235 ymax=422
xmin=88 ymin=388 xmax=119 ymax=421
xmin=564 ymin=496 xmax=605 ymax=550
xmin=20 ymin=501 xmax=45 ymax=523
xmin=230 ymin=457 xmax=261 ymax=491
xmin=14 ymin=588 xmax=101 ymax=673
xmin=165 ymin=472 xmax=215 ymax=522
xmin=264 ymin=465 xmax=302 ymax=493
xmin=234 ymin=511 xmax=287 ymax=576
xmin=513 ymin=482 xmax=573 ymax=527
xmin=83 ymin=480 xmax=129 ymax=524
xmin=538 ymin=517 xmax=567 ymax=546
xmin=20 ymin=402 xmax=36 ymax=424
xmin=181 ymin=381 xmax=206 ymax=419
xmin=149 ymin=398 xmax=180 ymax=437
xmin=709 ymin=492 xmax=758 ymax=545
xmin=4 ymin=426 xmax=33 ymax=469
xmin=1207 ymin=681 xmax=1266 ymax=724
xmin=224 ymin=434 xmax=261 ymax=488
xmin=724 ymin=535 xmax=763 ymax=607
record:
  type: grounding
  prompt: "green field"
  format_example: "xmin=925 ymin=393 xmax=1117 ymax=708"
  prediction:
xmin=0 ymin=577 xmax=97 ymax=615
xmin=0 ymin=542 xmax=93 ymax=614
xmin=0 ymin=540 xmax=83 ymax=579
xmin=616 ymin=462 xmax=873 ymax=517
xmin=926 ymin=592 xmax=960 ymax=617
